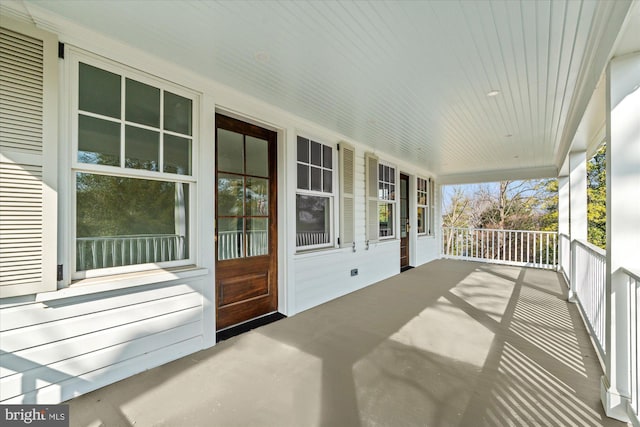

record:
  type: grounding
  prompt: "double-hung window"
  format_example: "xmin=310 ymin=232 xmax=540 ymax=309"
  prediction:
xmin=72 ymin=54 xmax=197 ymax=278
xmin=417 ymin=177 xmax=435 ymax=236
xmin=378 ymin=163 xmax=396 ymax=239
xmin=296 ymin=136 xmax=334 ymax=249
xmin=429 ymin=178 xmax=436 ymax=235
xmin=417 ymin=177 xmax=428 ymax=235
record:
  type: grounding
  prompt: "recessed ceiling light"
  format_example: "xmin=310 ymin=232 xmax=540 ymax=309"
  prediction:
xmin=487 ymin=90 xmax=500 ymax=97
xmin=254 ymin=51 xmax=270 ymax=63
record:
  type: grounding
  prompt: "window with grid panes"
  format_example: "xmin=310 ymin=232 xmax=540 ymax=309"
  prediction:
xmin=73 ymin=56 xmax=196 ymax=278
xmin=378 ymin=163 xmax=396 ymax=238
xmin=417 ymin=177 xmax=428 ymax=235
xmin=296 ymin=136 xmax=334 ymax=249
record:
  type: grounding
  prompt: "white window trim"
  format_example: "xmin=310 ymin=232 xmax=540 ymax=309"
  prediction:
xmin=417 ymin=176 xmax=429 ymax=236
xmin=378 ymin=160 xmax=397 ymax=240
xmin=295 ymin=135 xmax=337 ymax=251
xmin=66 ymin=47 xmax=200 ymax=281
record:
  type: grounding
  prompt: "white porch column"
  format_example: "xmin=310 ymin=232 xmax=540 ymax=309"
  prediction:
xmin=558 ymin=174 xmax=570 ymax=280
xmin=568 ymin=151 xmax=587 ymax=302
xmin=601 ymin=52 xmax=640 ymax=423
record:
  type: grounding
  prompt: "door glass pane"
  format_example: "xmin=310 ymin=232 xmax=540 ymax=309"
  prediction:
xmin=164 ymin=134 xmax=192 ymax=175
xmin=125 ymin=78 xmax=160 ymax=127
xmin=218 ymin=217 xmax=243 ymax=260
xmin=401 ymin=200 xmax=407 ymax=238
xmin=246 ymin=218 xmax=268 ymax=257
xmin=247 ymin=177 xmax=268 ymax=216
xmin=218 ymin=173 xmax=244 ymax=216
xmin=125 ymin=125 xmax=159 ymax=171
xmin=246 ymin=136 xmax=268 ymax=177
xmin=79 ymin=62 xmax=121 ymax=118
xmin=164 ymin=91 xmax=192 ymax=136
xmin=217 ymin=129 xmax=244 ymax=173
xmin=78 ymin=115 xmax=120 ymax=166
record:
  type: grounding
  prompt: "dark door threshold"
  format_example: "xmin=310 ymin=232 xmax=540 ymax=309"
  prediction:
xmin=401 ymin=265 xmax=414 ymax=273
xmin=216 ymin=312 xmax=286 ymax=342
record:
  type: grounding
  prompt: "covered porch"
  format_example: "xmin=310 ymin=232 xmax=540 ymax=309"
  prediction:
xmin=66 ymin=259 xmax=623 ymax=426
xmin=0 ymin=1 xmax=638 ymax=424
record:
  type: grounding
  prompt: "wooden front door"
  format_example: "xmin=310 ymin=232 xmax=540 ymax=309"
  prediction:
xmin=215 ymin=114 xmax=277 ymax=330
xmin=400 ymin=173 xmax=410 ymax=269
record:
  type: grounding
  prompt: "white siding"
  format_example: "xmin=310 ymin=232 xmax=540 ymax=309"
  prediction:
xmin=294 ymin=242 xmax=400 ymax=313
xmin=415 ymin=237 xmax=440 ymax=267
xmin=293 ymin=149 xmax=399 ymax=313
xmin=0 ymin=278 xmax=204 ymax=403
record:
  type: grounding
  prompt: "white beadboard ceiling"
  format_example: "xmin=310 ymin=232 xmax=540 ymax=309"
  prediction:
xmin=19 ymin=0 xmax=640 ymax=182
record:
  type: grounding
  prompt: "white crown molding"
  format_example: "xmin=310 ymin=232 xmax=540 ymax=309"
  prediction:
xmin=438 ymin=166 xmax=558 ymax=185
xmin=0 ymin=0 xmax=33 ymax=24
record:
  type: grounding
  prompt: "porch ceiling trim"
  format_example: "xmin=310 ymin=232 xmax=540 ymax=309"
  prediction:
xmin=438 ymin=165 xmax=558 ymax=186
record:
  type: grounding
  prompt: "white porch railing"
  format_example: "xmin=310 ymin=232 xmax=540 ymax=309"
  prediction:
xmin=218 ymin=230 xmax=331 ymax=259
xmin=296 ymin=231 xmax=330 ymax=247
xmin=559 ymin=233 xmax=571 ymax=284
xmin=218 ymin=230 xmax=269 ymax=260
xmin=572 ymin=239 xmax=607 ymax=362
xmin=441 ymin=227 xmax=558 ymax=269
xmin=77 ymin=234 xmax=186 ymax=271
xmin=622 ymin=267 xmax=640 ymax=420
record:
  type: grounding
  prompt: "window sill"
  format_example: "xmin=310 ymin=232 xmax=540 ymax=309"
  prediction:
xmin=295 ymin=245 xmax=342 ymax=259
xmin=36 ymin=265 xmax=208 ymax=302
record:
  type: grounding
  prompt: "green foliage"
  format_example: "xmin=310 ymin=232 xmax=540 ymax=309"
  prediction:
xmin=76 ymin=173 xmax=181 ymax=238
xmin=587 ymin=144 xmax=606 ymax=249
xmin=538 ymin=179 xmax=558 ymax=232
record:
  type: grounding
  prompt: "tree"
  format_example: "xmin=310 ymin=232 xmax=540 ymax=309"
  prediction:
xmin=587 ymin=144 xmax=606 ymax=249
xmin=442 ymin=187 xmax=471 ymax=229
xmin=537 ymin=179 xmax=558 ymax=232
xmin=473 ymin=180 xmax=556 ymax=231
xmin=442 ymin=187 xmax=471 ymax=255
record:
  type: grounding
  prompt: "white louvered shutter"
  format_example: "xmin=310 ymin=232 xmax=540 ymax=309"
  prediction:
xmin=338 ymin=142 xmax=355 ymax=247
xmin=364 ymin=152 xmax=379 ymax=242
xmin=0 ymin=18 xmax=58 ymax=298
xmin=429 ymin=178 xmax=436 ymax=236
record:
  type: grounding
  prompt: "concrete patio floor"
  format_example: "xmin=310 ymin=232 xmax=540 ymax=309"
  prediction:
xmin=66 ymin=259 xmax=627 ymax=427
